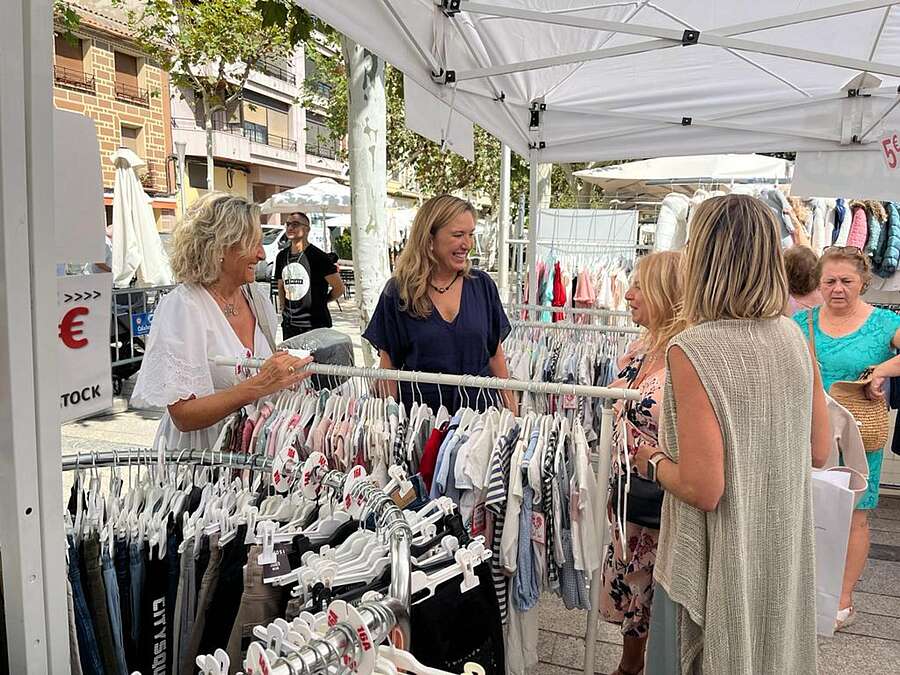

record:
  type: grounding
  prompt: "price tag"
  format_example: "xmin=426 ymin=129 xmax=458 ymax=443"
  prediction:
xmin=880 ymin=130 xmax=900 ymax=170
xmin=471 ymin=502 xmax=486 ymax=536
xmin=562 ymin=393 xmax=578 ymax=410
xmin=530 ymin=511 xmax=546 ymax=545
xmin=261 ymin=545 xmax=291 ymax=582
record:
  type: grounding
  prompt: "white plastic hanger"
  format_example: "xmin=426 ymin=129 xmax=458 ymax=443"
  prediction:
xmin=196 ymin=648 xmax=230 ymax=675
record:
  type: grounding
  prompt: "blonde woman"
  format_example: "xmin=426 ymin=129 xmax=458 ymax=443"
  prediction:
xmin=363 ymin=194 xmax=514 ymax=414
xmin=635 ymin=195 xmax=830 ymax=674
xmin=599 ymin=252 xmax=683 ymax=675
xmin=132 ymin=192 xmax=311 ymax=450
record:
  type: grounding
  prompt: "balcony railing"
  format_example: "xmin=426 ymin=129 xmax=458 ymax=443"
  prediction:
xmin=306 ymin=138 xmax=339 ymax=160
xmin=115 ymin=80 xmax=151 ymax=107
xmin=172 ymin=117 xmax=297 ymax=152
xmin=255 ymin=59 xmax=296 ymax=85
xmin=137 ymin=160 xmax=169 ymax=194
xmin=53 ymin=64 xmax=96 ymax=94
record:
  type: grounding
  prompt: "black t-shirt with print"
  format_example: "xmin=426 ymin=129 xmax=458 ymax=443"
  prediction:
xmin=274 ymin=243 xmax=337 ymax=330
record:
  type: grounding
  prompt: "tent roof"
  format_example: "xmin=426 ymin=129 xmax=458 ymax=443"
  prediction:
xmin=296 ymin=0 xmax=900 ymax=164
xmin=574 ymin=153 xmax=792 ymax=200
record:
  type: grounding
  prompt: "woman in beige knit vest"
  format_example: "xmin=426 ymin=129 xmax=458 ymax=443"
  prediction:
xmin=635 ymin=194 xmax=831 ymax=674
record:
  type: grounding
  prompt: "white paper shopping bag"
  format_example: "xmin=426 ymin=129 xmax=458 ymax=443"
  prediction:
xmin=811 ymin=469 xmax=854 ymax=637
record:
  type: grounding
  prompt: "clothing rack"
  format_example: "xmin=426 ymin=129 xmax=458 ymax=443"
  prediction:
xmin=510 ymin=320 xmax=642 ymax=335
xmin=61 ymin=447 xmax=414 ymax=675
xmin=507 ymin=302 xmax=633 ymax=319
xmin=210 ymin=359 xmax=643 ymax=402
xmin=210 ymin=358 xmax=635 ymax=675
xmin=60 ymin=447 xmax=274 ymax=472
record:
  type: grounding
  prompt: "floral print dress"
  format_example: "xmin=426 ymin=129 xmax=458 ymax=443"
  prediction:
xmin=599 ymin=344 xmax=665 ymax=638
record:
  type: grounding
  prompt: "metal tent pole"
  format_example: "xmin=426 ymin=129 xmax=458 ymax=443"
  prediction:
xmin=498 ymin=143 xmax=511 ymax=302
xmin=510 ymin=320 xmax=641 ymax=335
xmin=527 ymin=157 xmax=540 ymax=320
xmin=506 ymin=303 xmax=633 ymax=319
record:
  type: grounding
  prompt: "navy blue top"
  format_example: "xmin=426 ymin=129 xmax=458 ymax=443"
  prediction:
xmin=362 ymin=269 xmax=511 ymax=414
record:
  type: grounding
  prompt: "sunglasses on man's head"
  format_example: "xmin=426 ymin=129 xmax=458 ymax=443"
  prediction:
xmin=824 ymin=245 xmax=863 ymax=255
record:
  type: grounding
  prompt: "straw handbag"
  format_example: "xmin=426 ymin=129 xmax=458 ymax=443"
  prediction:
xmin=808 ymin=311 xmax=888 ymax=451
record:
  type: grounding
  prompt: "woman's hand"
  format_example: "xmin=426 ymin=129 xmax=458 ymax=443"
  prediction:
xmin=633 ymin=442 xmax=656 ymax=478
xmin=866 ymin=367 xmax=887 ymax=401
xmin=249 ymin=351 xmax=313 ymax=398
xmin=500 ymin=389 xmax=519 ymax=416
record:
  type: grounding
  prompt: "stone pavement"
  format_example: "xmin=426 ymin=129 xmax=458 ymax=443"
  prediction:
xmin=61 ymin=305 xmax=900 ymax=674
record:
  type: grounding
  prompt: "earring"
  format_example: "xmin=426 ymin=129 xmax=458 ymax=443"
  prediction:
xmin=219 ymin=257 xmax=224 ymax=262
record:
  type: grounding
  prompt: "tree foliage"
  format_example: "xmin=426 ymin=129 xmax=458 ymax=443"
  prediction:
xmin=117 ymin=0 xmax=312 ymax=117
xmin=54 ymin=0 xmax=81 ymax=44
xmin=303 ymin=34 xmax=604 ymax=218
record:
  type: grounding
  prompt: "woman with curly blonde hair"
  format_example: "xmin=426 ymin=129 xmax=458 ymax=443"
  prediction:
xmin=363 ymin=194 xmax=515 ymax=414
xmin=132 ymin=192 xmax=311 ymax=450
xmin=600 ymin=251 xmax=685 ymax=675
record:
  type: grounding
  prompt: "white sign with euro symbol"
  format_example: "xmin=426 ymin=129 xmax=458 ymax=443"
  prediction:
xmin=57 ymin=273 xmax=112 ymax=422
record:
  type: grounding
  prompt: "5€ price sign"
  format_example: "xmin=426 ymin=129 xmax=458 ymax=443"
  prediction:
xmin=880 ymin=130 xmax=900 ymax=170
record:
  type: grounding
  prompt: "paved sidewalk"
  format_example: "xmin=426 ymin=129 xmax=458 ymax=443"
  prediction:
xmin=61 ymin=305 xmax=900 ymax=674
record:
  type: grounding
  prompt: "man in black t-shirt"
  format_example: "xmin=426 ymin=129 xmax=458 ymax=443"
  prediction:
xmin=275 ymin=212 xmax=344 ymax=340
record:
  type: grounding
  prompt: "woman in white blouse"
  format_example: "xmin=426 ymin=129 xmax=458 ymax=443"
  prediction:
xmin=132 ymin=192 xmax=311 ymax=450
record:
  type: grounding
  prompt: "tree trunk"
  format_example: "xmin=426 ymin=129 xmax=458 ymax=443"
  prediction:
xmin=202 ymin=94 xmax=215 ymax=191
xmin=342 ymin=37 xmax=390 ymax=367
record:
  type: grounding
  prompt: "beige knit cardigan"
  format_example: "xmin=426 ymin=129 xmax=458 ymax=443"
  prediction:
xmin=654 ymin=317 xmax=818 ymax=674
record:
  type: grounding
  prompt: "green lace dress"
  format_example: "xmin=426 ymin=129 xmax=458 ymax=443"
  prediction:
xmin=795 ymin=306 xmax=900 ymax=509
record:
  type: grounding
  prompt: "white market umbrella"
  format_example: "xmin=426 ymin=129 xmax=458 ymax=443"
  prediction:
xmin=326 ymin=207 xmax=417 ymax=248
xmin=574 ymin=154 xmax=792 ymax=203
xmin=110 ymin=148 xmax=173 ymax=288
xmin=260 ymin=177 xmax=353 ymax=215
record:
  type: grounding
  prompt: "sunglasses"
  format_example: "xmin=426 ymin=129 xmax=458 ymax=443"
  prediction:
xmin=285 ymin=221 xmax=308 ymax=229
xmin=824 ymin=245 xmax=864 ymax=255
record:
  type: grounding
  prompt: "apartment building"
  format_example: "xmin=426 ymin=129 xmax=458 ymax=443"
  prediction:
xmin=52 ymin=1 xmax=176 ymax=231
xmin=171 ymin=40 xmax=346 ymax=224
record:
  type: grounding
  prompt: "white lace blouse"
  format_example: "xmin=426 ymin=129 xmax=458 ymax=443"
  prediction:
xmin=131 ymin=283 xmax=275 ymax=450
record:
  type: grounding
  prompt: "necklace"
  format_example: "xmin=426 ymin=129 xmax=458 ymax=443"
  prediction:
xmin=430 ymin=272 xmax=461 ymax=294
xmin=209 ymin=286 xmax=239 ymax=317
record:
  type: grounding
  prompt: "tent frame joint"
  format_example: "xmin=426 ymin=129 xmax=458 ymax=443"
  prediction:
xmin=435 ymin=0 xmax=461 ymax=17
xmin=530 ymin=98 xmax=546 ymax=129
xmin=528 ymin=141 xmax=546 ymax=150
xmin=681 ymin=117 xmax=692 ymax=126
xmin=847 ymin=89 xmax=872 ymax=98
xmin=681 ymin=29 xmax=700 ymax=45
xmin=430 ymin=68 xmax=456 ymax=84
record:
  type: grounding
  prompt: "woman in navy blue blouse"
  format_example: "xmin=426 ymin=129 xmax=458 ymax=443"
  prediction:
xmin=363 ymin=194 xmax=516 ymax=415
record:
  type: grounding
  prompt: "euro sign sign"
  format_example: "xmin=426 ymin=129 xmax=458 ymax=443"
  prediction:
xmin=59 ymin=306 xmax=89 ymax=349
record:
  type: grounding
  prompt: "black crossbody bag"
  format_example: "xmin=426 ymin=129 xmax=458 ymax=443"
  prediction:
xmin=608 ymin=359 xmax=664 ymax=529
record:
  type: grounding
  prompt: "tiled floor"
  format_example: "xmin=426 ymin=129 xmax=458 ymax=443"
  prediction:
xmin=62 ymin=304 xmax=900 ymax=674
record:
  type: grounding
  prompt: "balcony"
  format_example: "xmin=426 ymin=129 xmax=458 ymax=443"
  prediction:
xmin=309 ymin=80 xmax=333 ymax=97
xmin=53 ymin=64 xmax=95 ymax=94
xmin=255 ymin=59 xmax=296 ymax=86
xmin=115 ymin=80 xmax=151 ymax=107
xmin=306 ymin=138 xmax=340 ymax=160
xmin=172 ymin=117 xmax=297 ymax=153
xmin=137 ymin=160 xmax=170 ymax=194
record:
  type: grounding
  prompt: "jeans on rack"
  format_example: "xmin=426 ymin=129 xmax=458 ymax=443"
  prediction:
xmin=182 ymin=533 xmax=222 ymax=675
xmin=66 ymin=563 xmax=84 ymax=675
xmin=68 ymin=536 xmax=104 ymax=675
xmin=82 ymin=533 xmax=120 ymax=675
xmin=226 ymin=544 xmax=289 ymax=667
xmin=173 ymin=539 xmax=197 ymax=675
xmin=114 ymin=536 xmax=134 ymax=667
xmin=138 ymin=541 xmax=170 ymax=675
xmin=129 ymin=539 xmax=146 ymax=658
xmin=198 ymin=525 xmax=248 ymax=656
xmin=101 ymin=549 xmax=129 ymax=675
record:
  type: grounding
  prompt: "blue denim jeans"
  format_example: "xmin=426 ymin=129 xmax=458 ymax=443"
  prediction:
xmin=102 ymin=550 xmax=129 ymax=675
xmin=129 ymin=540 xmax=146 ymax=649
xmin=67 ymin=536 xmax=104 ymax=675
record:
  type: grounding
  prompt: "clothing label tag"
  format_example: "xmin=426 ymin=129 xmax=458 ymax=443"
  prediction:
xmin=530 ymin=512 xmax=546 ymax=545
xmin=471 ymin=502 xmax=486 ymax=536
xmin=391 ymin=486 xmax=417 ymax=509
xmin=562 ymin=394 xmax=578 ymax=410
xmin=261 ymin=544 xmax=290 ymax=582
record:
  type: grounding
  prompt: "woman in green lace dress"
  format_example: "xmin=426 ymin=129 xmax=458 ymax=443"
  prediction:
xmin=795 ymin=245 xmax=900 ymax=631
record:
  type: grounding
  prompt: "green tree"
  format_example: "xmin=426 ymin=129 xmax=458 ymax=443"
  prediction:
xmin=116 ymin=0 xmax=312 ymax=189
xmin=54 ymin=0 xmax=81 ymax=44
xmin=303 ymin=43 xmax=604 ymax=219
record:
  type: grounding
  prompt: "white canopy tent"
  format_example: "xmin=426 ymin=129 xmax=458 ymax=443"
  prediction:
xmin=293 ymin=2 xmax=900 ymax=672
xmin=574 ymin=153 xmax=793 ymax=202
xmin=297 ymin=0 xmax=900 ymax=328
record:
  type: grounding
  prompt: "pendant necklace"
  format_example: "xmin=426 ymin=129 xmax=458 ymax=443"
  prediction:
xmin=209 ymin=287 xmax=239 ymax=317
xmin=430 ymin=272 xmax=461 ymax=294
